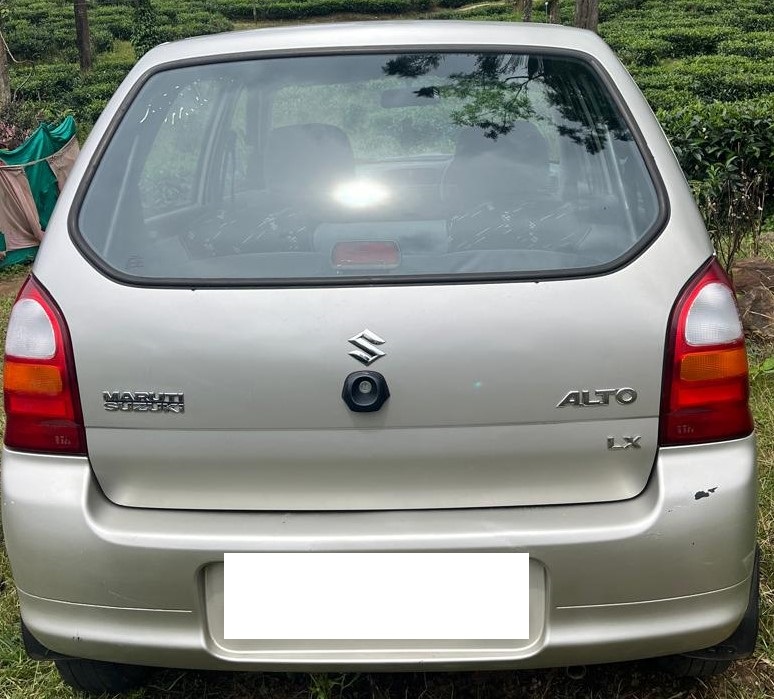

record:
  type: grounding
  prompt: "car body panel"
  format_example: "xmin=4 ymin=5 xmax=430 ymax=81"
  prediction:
xmin=32 ymin=22 xmax=712 ymax=510
xmin=57 ymin=267 xmax=670 ymax=510
xmin=2 ymin=434 xmax=757 ymax=667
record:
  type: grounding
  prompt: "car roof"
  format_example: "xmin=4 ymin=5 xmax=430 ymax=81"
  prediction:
xmin=138 ymin=20 xmax=611 ymax=67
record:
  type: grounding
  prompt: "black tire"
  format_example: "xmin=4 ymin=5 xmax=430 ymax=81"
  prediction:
xmin=657 ymin=547 xmax=760 ymax=679
xmin=656 ymin=654 xmax=732 ymax=678
xmin=54 ymin=657 xmax=152 ymax=695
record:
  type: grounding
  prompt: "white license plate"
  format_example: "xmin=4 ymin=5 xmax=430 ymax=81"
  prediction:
xmin=224 ymin=552 xmax=529 ymax=640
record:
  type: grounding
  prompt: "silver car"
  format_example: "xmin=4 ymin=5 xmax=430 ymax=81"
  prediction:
xmin=1 ymin=20 xmax=758 ymax=695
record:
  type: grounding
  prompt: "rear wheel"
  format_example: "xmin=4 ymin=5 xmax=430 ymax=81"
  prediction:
xmin=658 ymin=547 xmax=760 ymax=679
xmin=656 ymin=655 xmax=732 ymax=678
xmin=54 ymin=657 xmax=152 ymax=695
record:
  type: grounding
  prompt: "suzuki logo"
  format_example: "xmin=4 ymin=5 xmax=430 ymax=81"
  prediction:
xmin=348 ymin=329 xmax=386 ymax=365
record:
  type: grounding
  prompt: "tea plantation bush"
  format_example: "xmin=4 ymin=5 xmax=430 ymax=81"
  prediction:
xmin=244 ymin=0 xmax=431 ymax=20
xmin=2 ymin=0 xmax=774 ymax=239
xmin=659 ymin=97 xmax=774 ymax=187
xmin=719 ymin=35 xmax=774 ymax=59
xmin=659 ymin=97 xmax=774 ymax=269
xmin=8 ymin=61 xmax=134 ymax=136
xmin=5 ymin=0 xmax=233 ymax=61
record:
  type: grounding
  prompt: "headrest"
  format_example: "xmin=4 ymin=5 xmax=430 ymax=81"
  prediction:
xmin=264 ymin=123 xmax=355 ymax=196
xmin=444 ymin=121 xmax=551 ymax=206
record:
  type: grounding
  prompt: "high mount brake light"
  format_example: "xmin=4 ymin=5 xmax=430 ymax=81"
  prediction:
xmin=3 ymin=276 xmax=86 ymax=454
xmin=660 ymin=259 xmax=753 ymax=446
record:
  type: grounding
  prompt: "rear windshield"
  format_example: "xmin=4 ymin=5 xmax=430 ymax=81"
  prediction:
xmin=77 ymin=52 xmax=661 ymax=283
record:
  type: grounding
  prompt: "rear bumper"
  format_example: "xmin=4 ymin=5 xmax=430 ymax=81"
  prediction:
xmin=2 ymin=435 xmax=757 ymax=671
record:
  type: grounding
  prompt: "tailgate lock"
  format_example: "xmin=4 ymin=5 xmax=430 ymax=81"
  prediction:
xmin=342 ymin=371 xmax=390 ymax=412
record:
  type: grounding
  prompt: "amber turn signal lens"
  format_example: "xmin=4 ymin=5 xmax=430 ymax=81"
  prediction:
xmin=4 ymin=361 xmax=63 ymax=395
xmin=679 ymin=347 xmax=748 ymax=382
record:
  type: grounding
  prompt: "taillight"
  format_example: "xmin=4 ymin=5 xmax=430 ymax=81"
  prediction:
xmin=660 ymin=258 xmax=752 ymax=446
xmin=3 ymin=276 xmax=86 ymax=454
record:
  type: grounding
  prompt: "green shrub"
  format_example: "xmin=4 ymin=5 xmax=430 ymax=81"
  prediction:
xmin=131 ymin=0 xmax=161 ymax=57
xmin=96 ymin=7 xmax=134 ymax=41
xmin=676 ymin=55 xmax=774 ymax=101
xmin=628 ymin=64 xmax=692 ymax=100
xmin=659 ymin=97 xmax=774 ymax=270
xmin=660 ymin=96 xmax=774 ymax=183
xmin=719 ymin=36 xmax=774 ymax=59
xmin=598 ymin=0 xmax=645 ymax=22
xmin=12 ymin=64 xmax=80 ymax=101
xmin=251 ymin=0 xmax=432 ymax=19
xmin=9 ymin=60 xmax=132 ymax=132
xmin=208 ymin=0 xmax=431 ymax=18
xmin=7 ymin=21 xmax=54 ymax=61
xmin=735 ymin=12 xmax=774 ymax=31
xmin=91 ymin=28 xmax=115 ymax=54
xmin=0 ymin=100 xmax=69 ymax=140
xmin=653 ymin=25 xmax=739 ymax=57
xmin=632 ymin=55 xmax=774 ymax=105
xmin=602 ymin=32 xmax=671 ymax=66
xmin=643 ymin=88 xmax=698 ymax=113
xmin=163 ymin=15 xmax=233 ymax=41
xmin=675 ymin=0 xmax=727 ymax=16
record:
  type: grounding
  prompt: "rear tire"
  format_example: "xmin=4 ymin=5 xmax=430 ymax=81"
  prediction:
xmin=656 ymin=655 xmax=732 ymax=678
xmin=54 ymin=657 xmax=151 ymax=694
xmin=657 ymin=546 xmax=760 ymax=679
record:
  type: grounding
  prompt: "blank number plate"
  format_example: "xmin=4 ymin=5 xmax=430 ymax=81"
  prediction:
xmin=224 ymin=552 xmax=529 ymax=640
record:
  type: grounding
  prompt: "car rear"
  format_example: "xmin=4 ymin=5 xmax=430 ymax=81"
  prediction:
xmin=1 ymin=21 xmax=757 ymax=691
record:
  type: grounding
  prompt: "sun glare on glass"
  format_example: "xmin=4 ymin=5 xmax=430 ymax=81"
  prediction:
xmin=332 ymin=180 xmax=390 ymax=208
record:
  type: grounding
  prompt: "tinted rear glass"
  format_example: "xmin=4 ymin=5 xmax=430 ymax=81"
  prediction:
xmin=77 ymin=52 xmax=661 ymax=282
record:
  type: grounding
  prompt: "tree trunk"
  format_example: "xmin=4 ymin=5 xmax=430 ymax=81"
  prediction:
xmin=74 ymin=0 xmax=92 ymax=71
xmin=574 ymin=0 xmax=598 ymax=31
xmin=523 ymin=0 xmax=533 ymax=21
xmin=0 ymin=35 xmax=10 ymax=112
xmin=548 ymin=0 xmax=561 ymax=23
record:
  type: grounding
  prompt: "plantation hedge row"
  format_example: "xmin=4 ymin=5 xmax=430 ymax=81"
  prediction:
xmin=7 ymin=0 xmax=774 ymax=64
xmin=658 ymin=97 xmax=774 ymax=186
xmin=241 ymin=0 xmax=432 ymax=19
xmin=601 ymin=23 xmax=745 ymax=64
xmin=630 ymin=55 xmax=774 ymax=110
xmin=719 ymin=36 xmax=774 ymax=59
xmin=6 ymin=0 xmax=774 ymax=170
xmin=6 ymin=0 xmax=233 ymax=61
xmin=10 ymin=61 xmax=134 ymax=129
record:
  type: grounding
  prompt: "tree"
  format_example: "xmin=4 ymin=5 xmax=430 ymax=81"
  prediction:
xmin=574 ymin=0 xmax=598 ymax=31
xmin=74 ymin=0 xmax=92 ymax=72
xmin=383 ymin=53 xmax=627 ymax=149
xmin=0 ymin=37 xmax=10 ymax=111
xmin=547 ymin=0 xmax=561 ymax=23
xmin=522 ymin=0 xmax=533 ymax=21
xmin=132 ymin=0 xmax=160 ymax=58
xmin=0 ymin=3 xmax=11 ymax=110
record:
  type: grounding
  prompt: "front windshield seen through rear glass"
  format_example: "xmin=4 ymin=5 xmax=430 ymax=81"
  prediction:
xmin=77 ymin=52 xmax=661 ymax=283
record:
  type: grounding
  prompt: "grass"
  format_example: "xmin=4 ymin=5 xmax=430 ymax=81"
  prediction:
xmin=0 ymin=263 xmax=771 ymax=697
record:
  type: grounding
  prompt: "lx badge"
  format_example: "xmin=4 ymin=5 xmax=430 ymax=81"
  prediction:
xmin=607 ymin=436 xmax=642 ymax=450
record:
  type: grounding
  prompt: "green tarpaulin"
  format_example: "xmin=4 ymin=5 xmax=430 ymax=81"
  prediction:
xmin=0 ymin=116 xmax=78 ymax=267
xmin=1 ymin=115 xmax=77 ymax=230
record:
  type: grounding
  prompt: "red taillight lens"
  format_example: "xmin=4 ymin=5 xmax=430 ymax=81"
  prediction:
xmin=3 ymin=276 xmax=86 ymax=454
xmin=660 ymin=258 xmax=753 ymax=446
